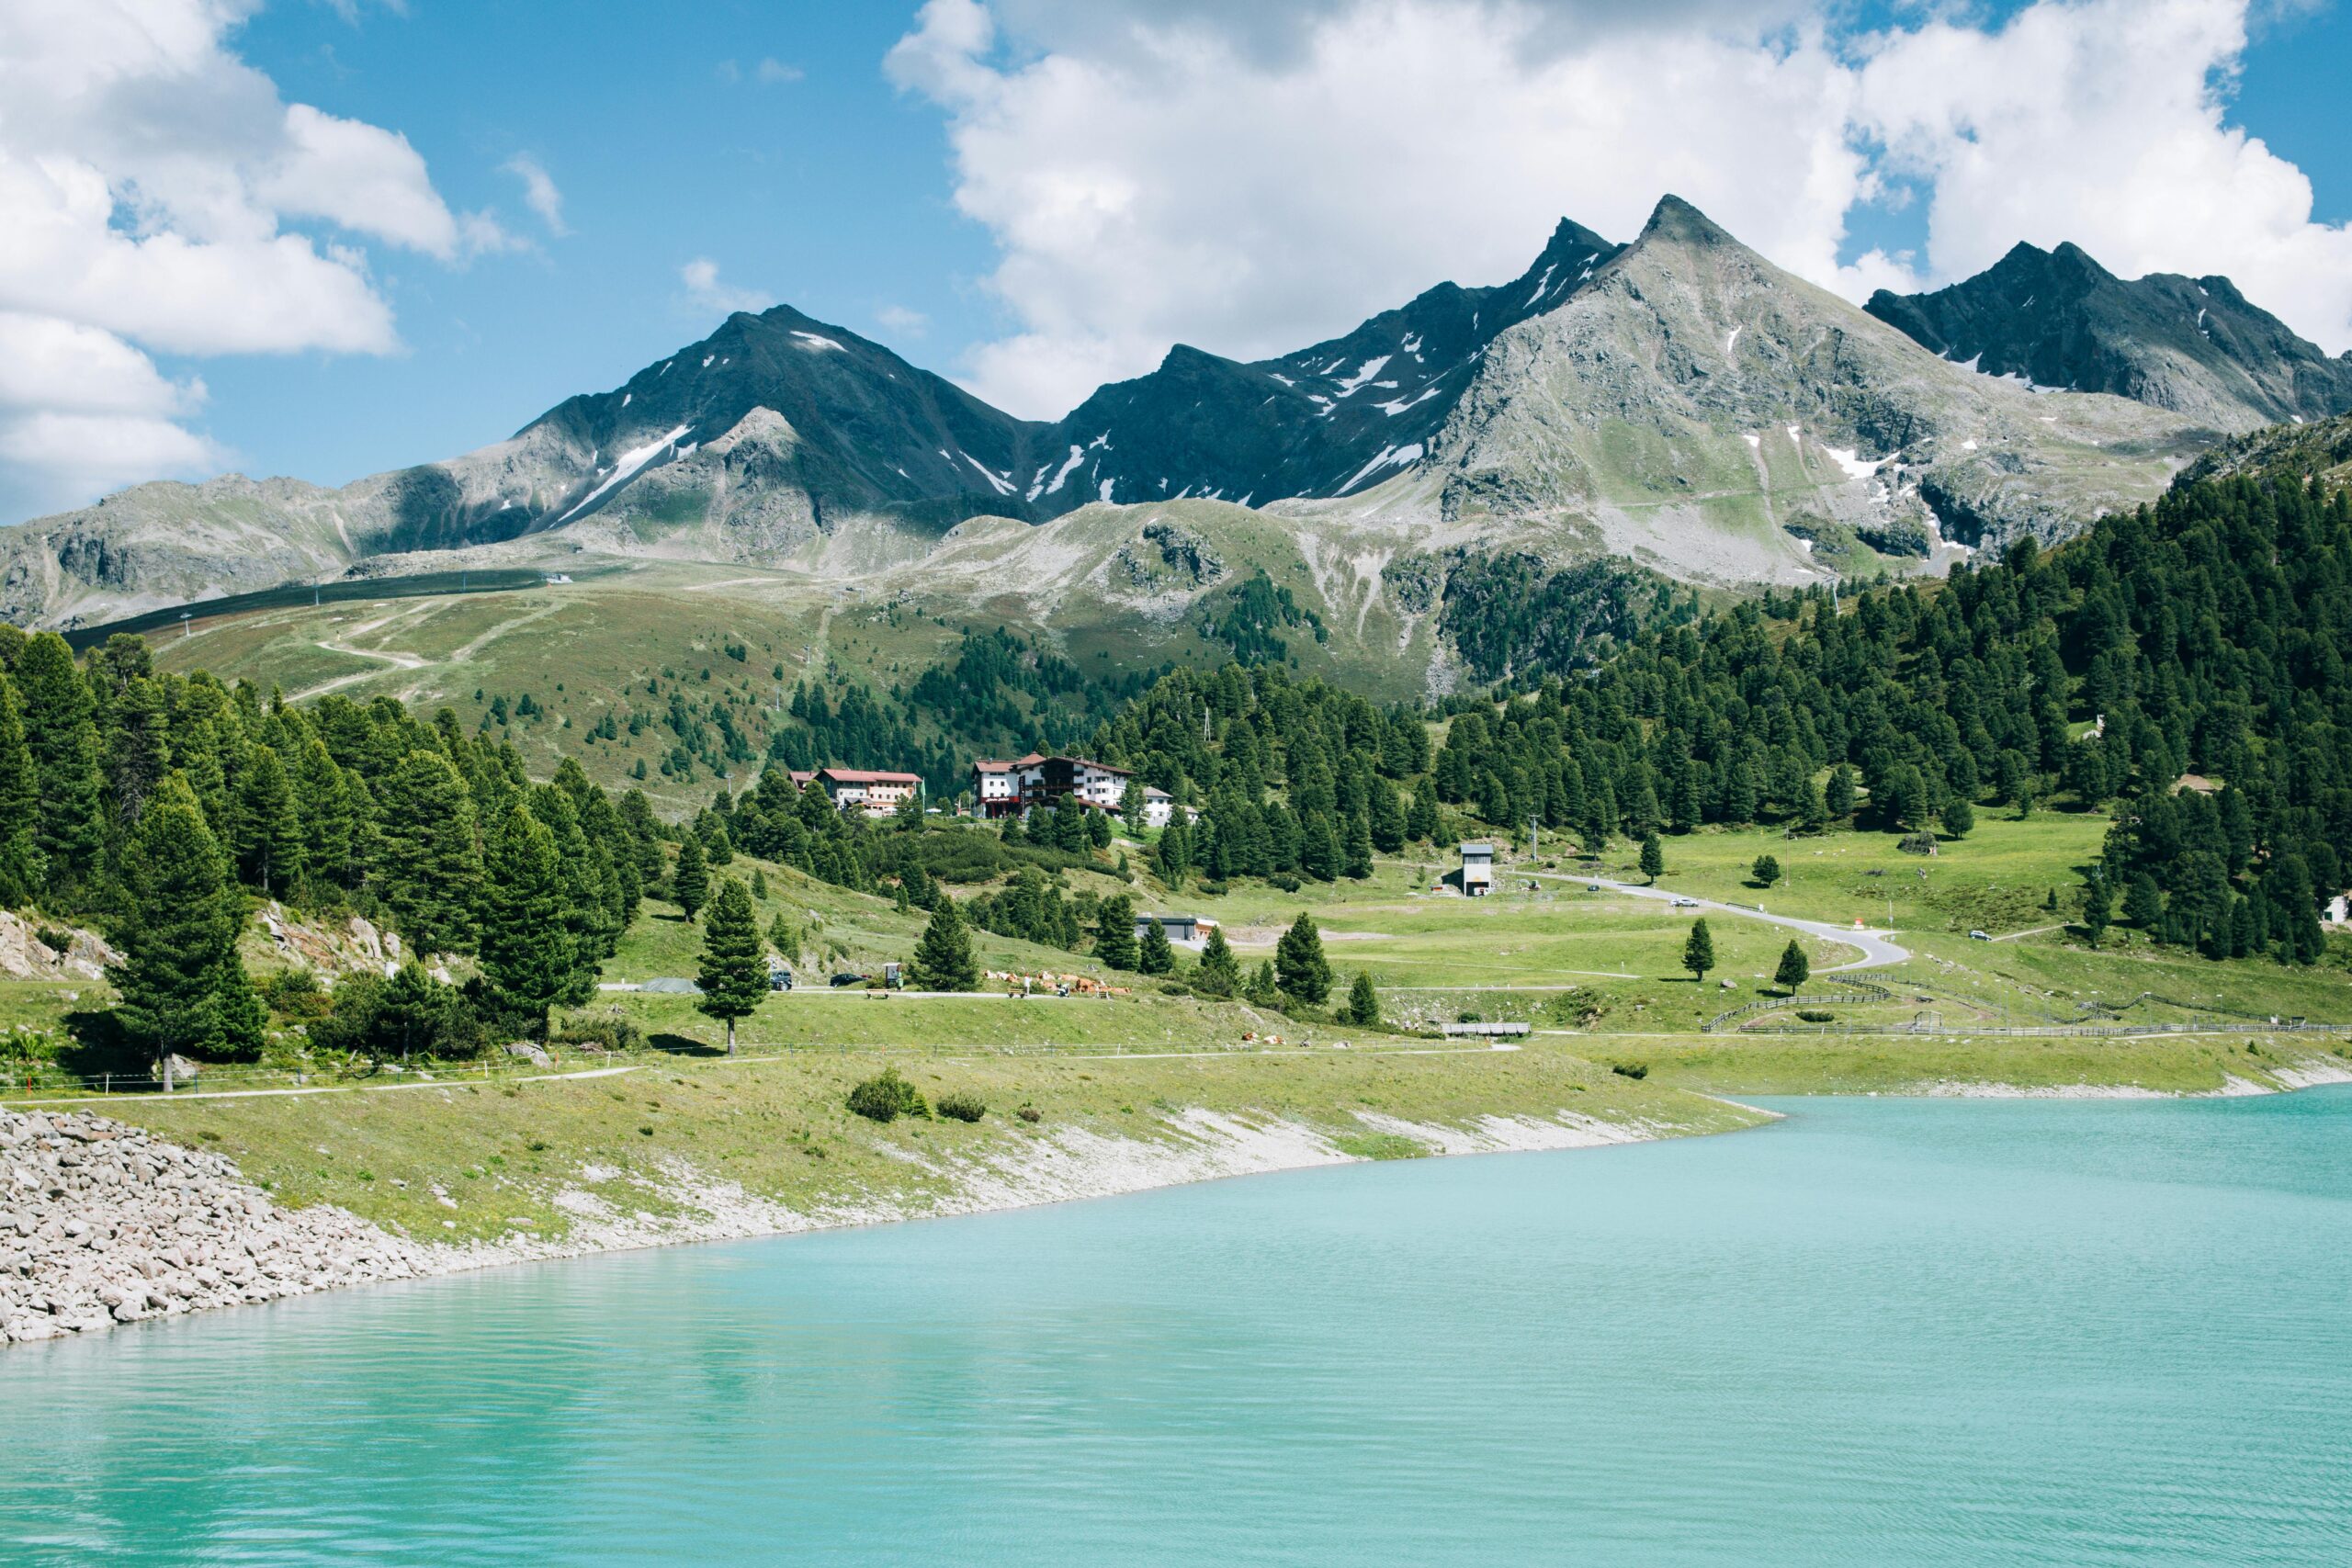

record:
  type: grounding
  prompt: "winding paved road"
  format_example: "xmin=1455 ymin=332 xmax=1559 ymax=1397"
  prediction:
xmin=1559 ymin=875 xmax=1911 ymax=972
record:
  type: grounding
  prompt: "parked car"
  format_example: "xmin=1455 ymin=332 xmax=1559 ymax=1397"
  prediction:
xmin=1969 ymin=929 xmax=1990 ymax=941
xmin=829 ymin=971 xmax=867 ymax=988
xmin=1586 ymin=884 xmax=1601 ymax=893
xmin=1671 ymin=897 xmax=1699 ymax=908
xmin=767 ymin=966 xmax=794 ymax=991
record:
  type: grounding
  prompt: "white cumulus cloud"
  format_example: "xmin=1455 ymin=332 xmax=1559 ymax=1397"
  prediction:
xmin=680 ymin=257 xmax=776 ymax=317
xmin=0 ymin=0 xmax=503 ymax=522
xmin=890 ymin=0 xmax=2352 ymax=419
xmin=503 ymin=152 xmax=570 ymax=237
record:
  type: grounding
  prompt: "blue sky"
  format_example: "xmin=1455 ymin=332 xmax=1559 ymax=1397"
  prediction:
xmin=207 ymin=1 xmax=997 ymax=491
xmin=5 ymin=0 xmax=2350 ymax=524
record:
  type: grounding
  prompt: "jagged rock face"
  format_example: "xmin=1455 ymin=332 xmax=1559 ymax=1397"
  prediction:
xmin=1421 ymin=197 xmax=2199 ymax=562
xmin=1032 ymin=220 xmax=1624 ymax=511
xmin=1866 ymin=242 xmax=2352 ymax=434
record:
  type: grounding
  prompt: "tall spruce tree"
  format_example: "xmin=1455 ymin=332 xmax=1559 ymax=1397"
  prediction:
xmin=232 ymin=744 xmax=303 ymax=898
xmin=1275 ymin=912 xmax=1331 ymax=1005
xmin=695 ymin=878 xmax=768 ymax=1052
xmin=1344 ymin=971 xmax=1381 ymax=1027
xmin=377 ymin=750 xmax=481 ymax=954
xmin=1094 ymin=893 xmax=1138 ymax=970
xmin=673 ymin=836 xmax=709 ymax=920
xmin=1136 ymin=915 xmax=1176 ymax=976
xmin=1773 ymin=939 xmax=1810 ymax=995
xmin=1342 ymin=809 xmax=1374 ymax=879
xmin=1681 ymin=918 xmax=1716 ymax=984
xmin=1196 ymin=924 xmax=1239 ymax=996
xmin=14 ymin=633 xmax=105 ymax=899
xmin=476 ymin=804 xmax=568 ymax=1038
xmin=909 ymin=895 xmax=980 ymax=993
xmin=110 ymin=773 xmax=265 ymax=1068
xmin=0 ymin=672 xmax=43 ymax=906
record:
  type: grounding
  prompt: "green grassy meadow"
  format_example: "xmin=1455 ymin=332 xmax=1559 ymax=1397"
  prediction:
xmin=9 ymin=810 xmax=2351 ymax=1249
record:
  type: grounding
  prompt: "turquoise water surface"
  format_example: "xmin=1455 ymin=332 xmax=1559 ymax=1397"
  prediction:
xmin=6 ymin=1089 xmax=2351 ymax=1565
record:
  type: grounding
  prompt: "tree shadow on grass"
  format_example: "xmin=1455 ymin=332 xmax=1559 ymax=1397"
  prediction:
xmin=647 ymin=1032 xmax=723 ymax=1057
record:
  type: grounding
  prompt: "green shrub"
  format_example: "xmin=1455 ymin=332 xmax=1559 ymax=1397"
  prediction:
xmin=1268 ymin=873 xmax=1302 ymax=893
xmin=1796 ymin=1010 xmax=1836 ymax=1023
xmin=935 ymin=1091 xmax=986 ymax=1123
xmin=846 ymin=1067 xmax=931 ymax=1123
xmin=552 ymin=1007 xmax=644 ymax=1053
xmin=1015 ymin=1104 xmax=1042 ymax=1123
xmin=1611 ymin=1061 xmax=1649 ymax=1080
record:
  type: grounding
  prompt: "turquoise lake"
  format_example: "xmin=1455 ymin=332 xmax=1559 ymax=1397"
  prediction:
xmin=6 ymin=1089 xmax=2351 ymax=1565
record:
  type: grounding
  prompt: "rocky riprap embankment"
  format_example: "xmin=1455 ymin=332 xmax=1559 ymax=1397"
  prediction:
xmin=2 ymin=1108 xmax=431 ymax=1345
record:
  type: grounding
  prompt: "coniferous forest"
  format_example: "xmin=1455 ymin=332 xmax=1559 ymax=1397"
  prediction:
xmin=0 ymin=466 xmax=2343 ymax=1075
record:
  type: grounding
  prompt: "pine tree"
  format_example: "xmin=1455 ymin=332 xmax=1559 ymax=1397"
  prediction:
xmin=110 ymin=773 xmax=264 ymax=1067
xmin=1773 ymin=939 xmax=1810 ymax=995
xmin=2079 ymin=867 xmax=2115 ymax=947
xmin=1751 ymin=853 xmax=1781 ymax=888
xmin=1344 ymin=971 xmax=1381 ymax=1027
xmin=1299 ymin=812 xmax=1339 ymax=881
xmin=15 ymin=633 xmax=105 ymax=898
xmin=673 ymin=836 xmax=709 ymax=920
xmin=232 ymin=744 xmax=303 ymax=898
xmin=1681 ymin=918 xmax=1716 ymax=984
xmin=477 ymin=804 xmax=568 ymax=1038
xmin=909 ymin=896 xmax=979 ymax=992
xmin=752 ymin=867 xmax=769 ymax=900
xmin=1137 ymin=916 xmax=1175 ymax=975
xmin=1639 ymin=832 xmax=1665 ymax=884
xmin=1368 ymin=774 xmax=1406 ymax=852
xmin=1153 ymin=819 xmax=1191 ymax=884
xmin=1094 ymin=893 xmax=1138 ymax=970
xmin=1825 ymin=764 xmax=1857 ymax=820
xmin=292 ymin=738 xmax=355 ymax=894
xmin=1342 ymin=809 xmax=1374 ymax=879
xmin=0 ymin=672 xmax=44 ymax=907
xmin=1121 ymin=777 xmax=1148 ymax=835
xmin=1244 ymin=959 xmax=1280 ymax=1007
xmin=1406 ymin=781 xmax=1441 ymax=844
xmin=376 ymin=750 xmax=481 ymax=954
xmin=696 ymin=878 xmax=769 ymax=1051
xmin=768 ymin=913 xmax=800 ymax=965
xmin=1940 ymin=796 xmax=1974 ymax=840
xmin=1275 ymin=912 xmax=1330 ymax=1005
xmin=1196 ymin=924 xmax=1239 ymax=996
xmin=1798 ymin=781 xmax=1829 ymax=835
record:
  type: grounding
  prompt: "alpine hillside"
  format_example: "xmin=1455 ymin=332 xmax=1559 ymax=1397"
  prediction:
xmin=1866 ymin=241 xmax=2352 ymax=434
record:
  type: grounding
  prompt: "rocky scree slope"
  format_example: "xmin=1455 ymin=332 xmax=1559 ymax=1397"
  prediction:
xmin=1 ymin=1107 xmax=433 ymax=1344
xmin=1866 ymin=240 xmax=2352 ymax=434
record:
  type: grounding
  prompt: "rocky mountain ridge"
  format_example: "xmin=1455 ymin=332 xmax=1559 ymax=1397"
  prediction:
xmin=0 ymin=197 xmax=2262 ymax=631
xmin=1866 ymin=241 xmax=2352 ymax=434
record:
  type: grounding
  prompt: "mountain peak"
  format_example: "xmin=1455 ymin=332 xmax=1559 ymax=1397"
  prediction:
xmin=1638 ymin=194 xmax=1739 ymax=249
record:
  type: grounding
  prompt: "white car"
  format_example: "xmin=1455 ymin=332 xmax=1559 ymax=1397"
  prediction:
xmin=1670 ymin=897 xmax=1699 ymax=908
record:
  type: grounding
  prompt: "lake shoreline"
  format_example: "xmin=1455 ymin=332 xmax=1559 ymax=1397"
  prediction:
xmin=11 ymin=1055 xmax=2352 ymax=1350
xmin=4 ymin=1097 xmax=1748 ymax=1348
